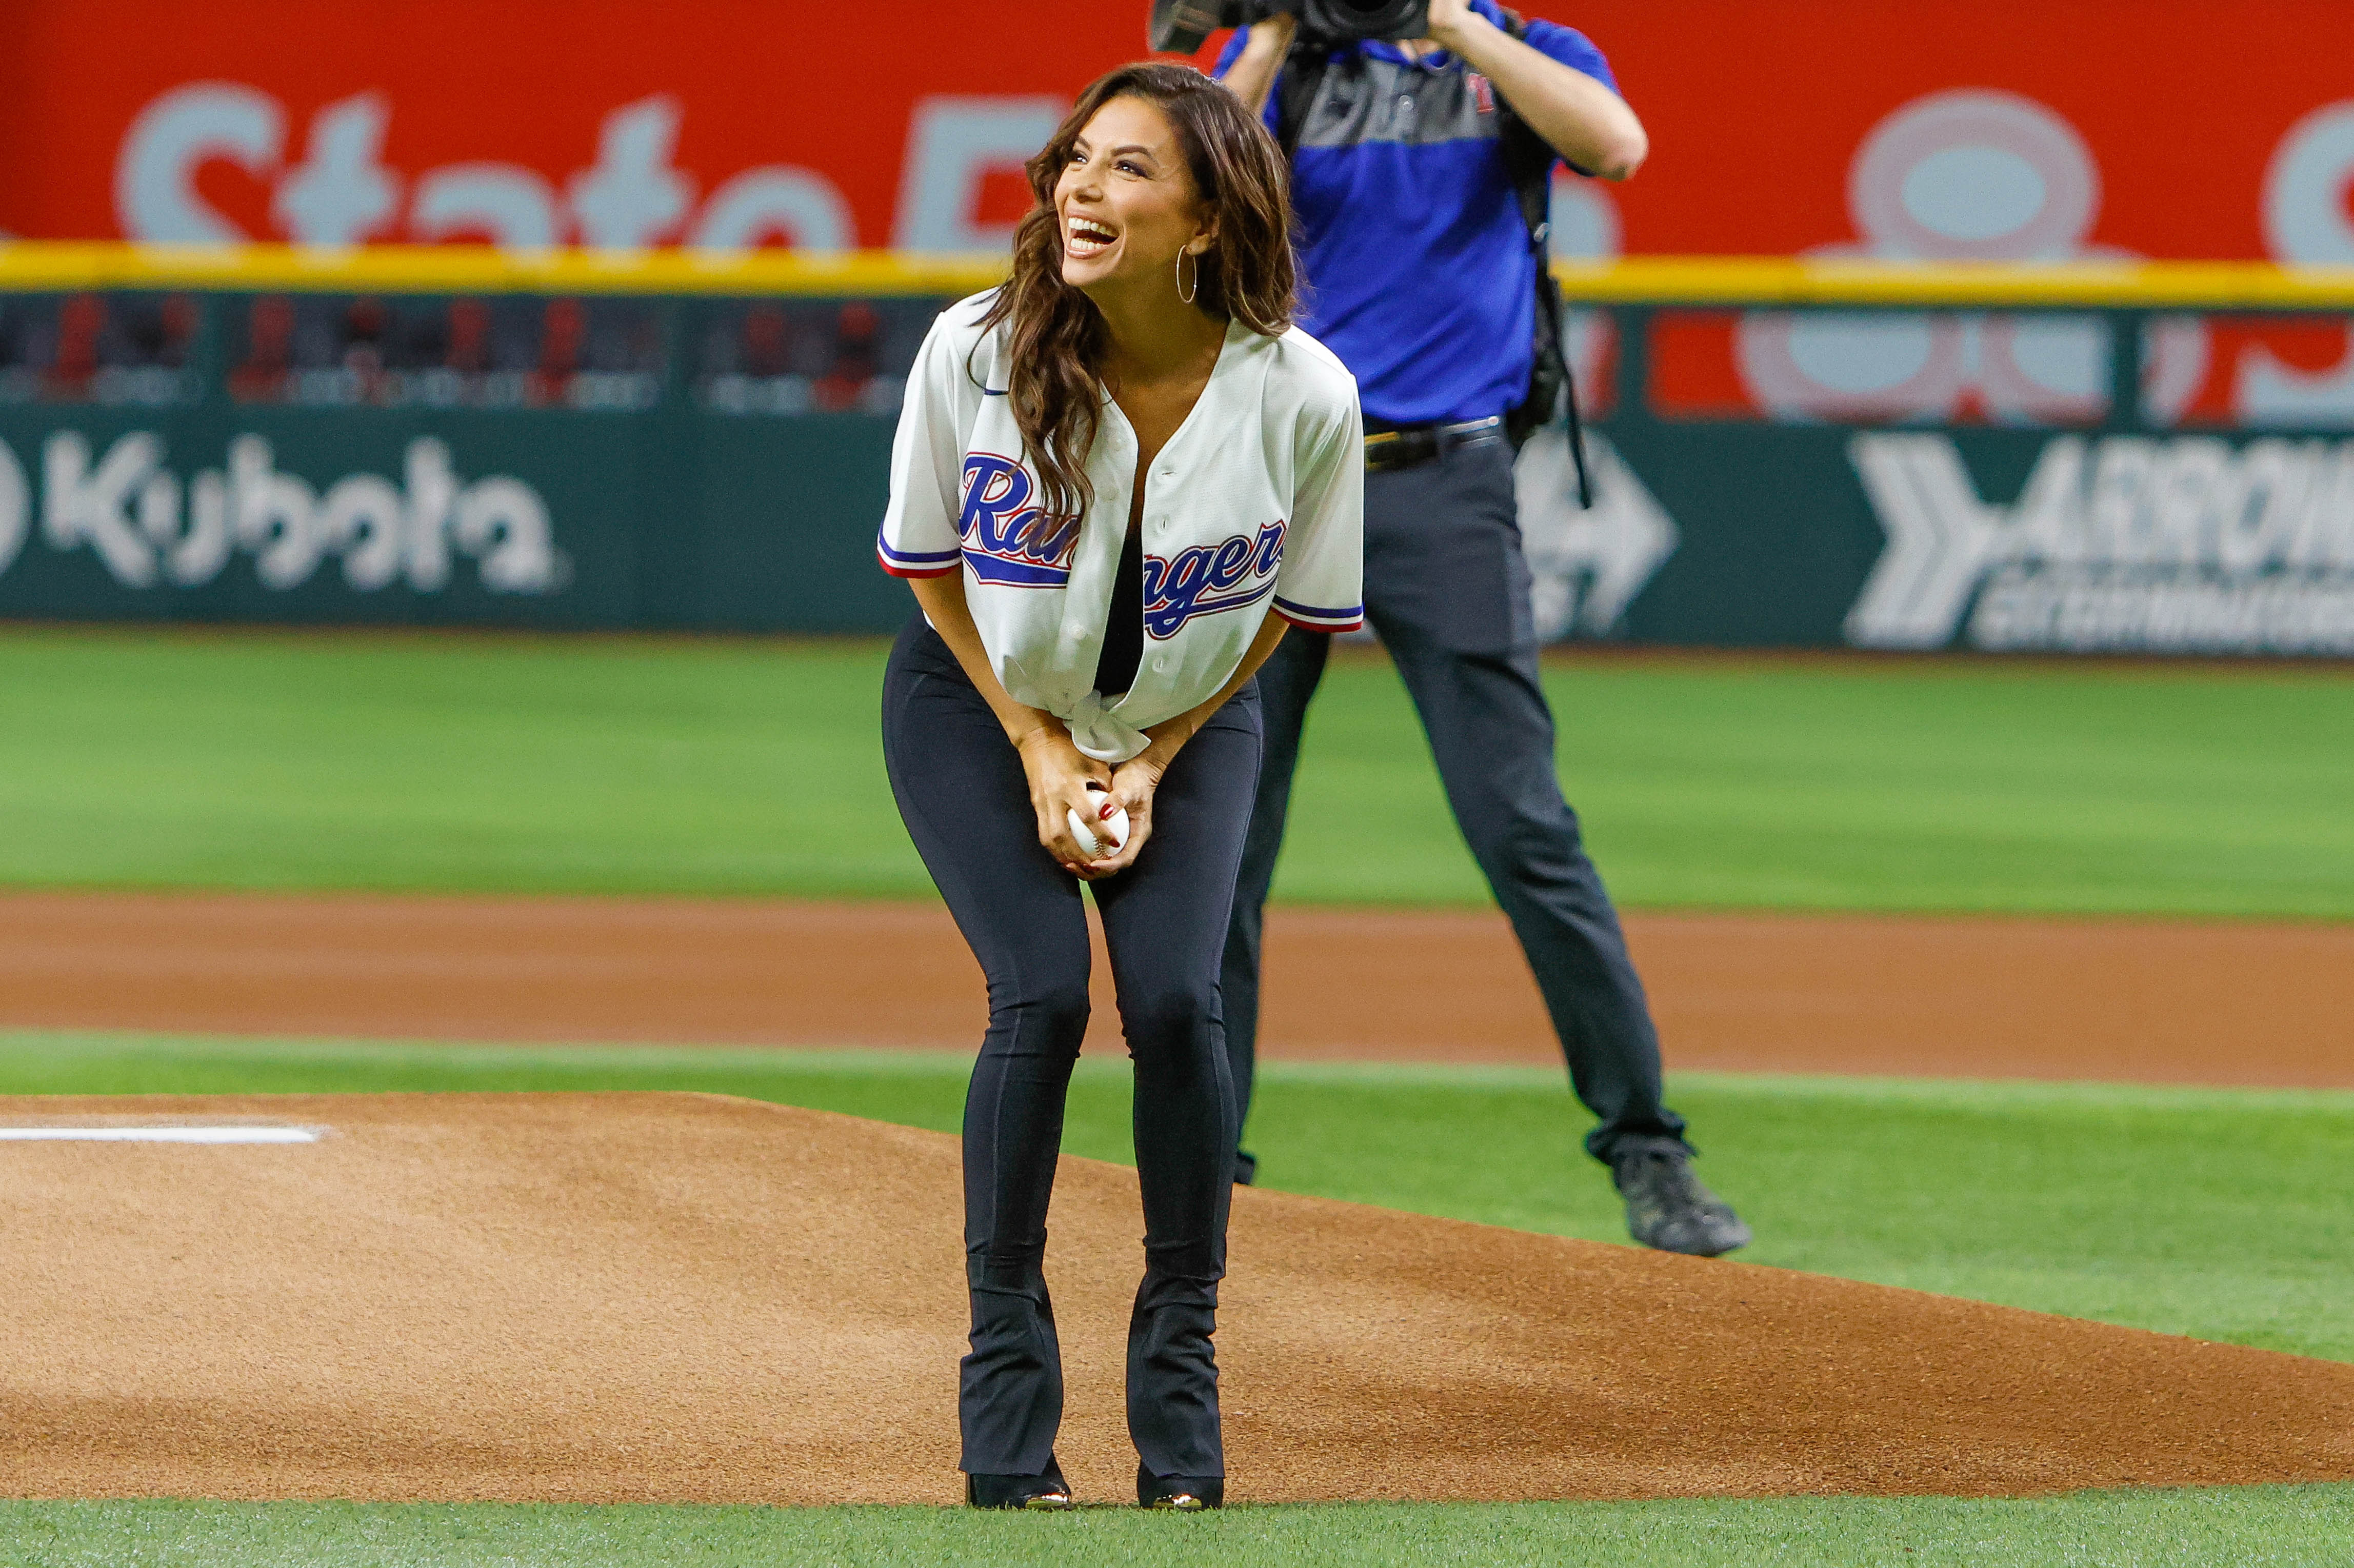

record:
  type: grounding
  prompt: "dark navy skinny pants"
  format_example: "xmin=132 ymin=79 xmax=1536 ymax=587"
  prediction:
xmin=882 ymin=616 xmax=1260 ymax=1482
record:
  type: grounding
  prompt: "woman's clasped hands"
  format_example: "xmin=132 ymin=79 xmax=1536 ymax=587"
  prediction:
xmin=1017 ymin=725 xmax=1161 ymax=880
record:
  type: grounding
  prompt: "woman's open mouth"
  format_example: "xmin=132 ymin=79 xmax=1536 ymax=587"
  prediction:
xmin=1065 ymin=217 xmax=1119 ymax=258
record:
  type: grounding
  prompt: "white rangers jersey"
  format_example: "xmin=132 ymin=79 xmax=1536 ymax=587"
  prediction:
xmin=879 ymin=290 xmax=1364 ymax=763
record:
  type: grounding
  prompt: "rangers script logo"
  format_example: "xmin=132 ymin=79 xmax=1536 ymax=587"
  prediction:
xmin=956 ymin=453 xmax=1079 ymax=588
xmin=1144 ymin=519 xmax=1285 ymax=638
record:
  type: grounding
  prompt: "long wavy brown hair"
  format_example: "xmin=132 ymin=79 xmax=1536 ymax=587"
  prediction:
xmin=974 ymin=62 xmax=1298 ymax=524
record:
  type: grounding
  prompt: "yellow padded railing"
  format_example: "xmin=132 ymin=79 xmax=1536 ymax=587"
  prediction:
xmin=6 ymin=243 xmax=2354 ymax=308
xmin=0 ymin=244 xmax=1009 ymax=298
xmin=1547 ymin=257 xmax=2354 ymax=308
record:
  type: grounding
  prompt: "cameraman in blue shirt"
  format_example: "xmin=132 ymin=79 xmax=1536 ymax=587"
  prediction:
xmin=1217 ymin=0 xmax=1750 ymax=1255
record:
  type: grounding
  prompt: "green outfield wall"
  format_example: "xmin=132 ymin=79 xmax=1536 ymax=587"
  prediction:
xmin=0 ymin=400 xmax=911 ymax=633
xmin=4 ymin=254 xmax=2351 ymax=655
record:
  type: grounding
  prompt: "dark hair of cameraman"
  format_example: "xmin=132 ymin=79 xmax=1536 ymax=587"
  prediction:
xmin=1211 ymin=1 xmax=1754 ymax=1260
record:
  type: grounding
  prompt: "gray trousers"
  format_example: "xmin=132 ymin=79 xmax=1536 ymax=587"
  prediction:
xmin=1220 ymin=437 xmax=1691 ymax=1181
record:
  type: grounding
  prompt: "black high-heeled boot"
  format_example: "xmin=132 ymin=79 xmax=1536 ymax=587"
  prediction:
xmin=966 ymin=1453 xmax=1073 ymax=1510
xmin=1136 ymin=1460 xmax=1223 ymax=1510
xmin=1125 ymin=1273 xmax=1225 ymax=1503
xmin=960 ymin=1273 xmax=1067 ymax=1494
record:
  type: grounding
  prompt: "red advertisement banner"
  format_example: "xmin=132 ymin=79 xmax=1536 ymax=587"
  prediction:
xmin=3 ymin=1 xmax=2351 ymax=419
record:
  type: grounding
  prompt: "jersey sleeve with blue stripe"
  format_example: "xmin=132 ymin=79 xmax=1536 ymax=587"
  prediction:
xmin=878 ymin=303 xmax=985 ymax=578
xmin=1270 ymin=339 xmax=1365 ymax=632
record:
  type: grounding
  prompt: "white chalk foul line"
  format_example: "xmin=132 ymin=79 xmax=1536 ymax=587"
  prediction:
xmin=0 ymin=1126 xmax=323 ymax=1144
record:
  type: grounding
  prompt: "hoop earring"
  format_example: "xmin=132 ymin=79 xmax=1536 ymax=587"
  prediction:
xmin=1176 ymin=249 xmax=1199 ymax=306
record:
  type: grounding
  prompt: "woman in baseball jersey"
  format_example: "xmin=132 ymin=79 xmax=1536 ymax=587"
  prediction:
xmin=877 ymin=62 xmax=1362 ymax=1511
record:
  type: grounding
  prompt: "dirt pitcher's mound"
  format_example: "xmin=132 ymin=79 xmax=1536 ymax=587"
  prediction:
xmin=4 ymin=1093 xmax=2350 ymax=1506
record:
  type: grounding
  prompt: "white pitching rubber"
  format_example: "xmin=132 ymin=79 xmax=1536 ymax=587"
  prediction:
xmin=0 ymin=1125 xmax=322 ymax=1143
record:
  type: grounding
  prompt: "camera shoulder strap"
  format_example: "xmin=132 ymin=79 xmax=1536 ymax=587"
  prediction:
xmin=1271 ymin=38 xmax=1332 ymax=159
xmin=1492 ymin=10 xmax=1591 ymax=503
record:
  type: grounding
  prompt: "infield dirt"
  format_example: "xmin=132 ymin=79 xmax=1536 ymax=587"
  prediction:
xmin=5 ymin=1091 xmax=2352 ymax=1506
xmin=3 ymin=892 xmax=2349 ymax=1085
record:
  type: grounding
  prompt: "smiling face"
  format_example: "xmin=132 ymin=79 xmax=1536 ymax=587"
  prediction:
xmin=1053 ymin=95 xmax=1215 ymax=303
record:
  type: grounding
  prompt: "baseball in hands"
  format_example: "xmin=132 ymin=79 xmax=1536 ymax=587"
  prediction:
xmin=1067 ymin=782 xmax=1129 ymax=859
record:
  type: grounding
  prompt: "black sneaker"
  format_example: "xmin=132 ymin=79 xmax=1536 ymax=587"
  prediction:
xmin=1612 ymin=1143 xmax=1751 ymax=1257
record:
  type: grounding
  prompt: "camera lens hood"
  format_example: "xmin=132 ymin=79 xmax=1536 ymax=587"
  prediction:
xmin=1295 ymin=0 xmax=1427 ymax=43
xmin=1147 ymin=0 xmax=1425 ymax=54
xmin=1148 ymin=0 xmax=1239 ymax=53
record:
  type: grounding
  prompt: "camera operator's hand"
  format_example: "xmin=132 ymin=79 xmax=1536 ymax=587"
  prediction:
xmin=1417 ymin=0 xmax=1648 ymax=180
xmin=1419 ymin=0 xmax=1485 ymax=53
xmin=1246 ymin=11 xmax=1299 ymax=48
xmin=1222 ymin=12 xmax=1299 ymax=116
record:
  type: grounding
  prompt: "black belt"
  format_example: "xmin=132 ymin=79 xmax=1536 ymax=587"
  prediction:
xmin=1362 ymin=415 xmax=1505 ymax=473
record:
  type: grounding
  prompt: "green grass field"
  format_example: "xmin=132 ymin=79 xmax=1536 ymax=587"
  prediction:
xmin=2 ymin=627 xmax=2349 ymax=914
xmin=10 ymin=1486 xmax=2354 ymax=1568
xmin=6 ymin=627 xmax=2353 ymax=1562
xmin=5 ymin=1033 xmax=2354 ymax=1561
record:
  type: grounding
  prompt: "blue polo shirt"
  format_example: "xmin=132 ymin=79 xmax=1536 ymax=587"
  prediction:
xmin=1215 ymin=4 xmax=1618 ymax=426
